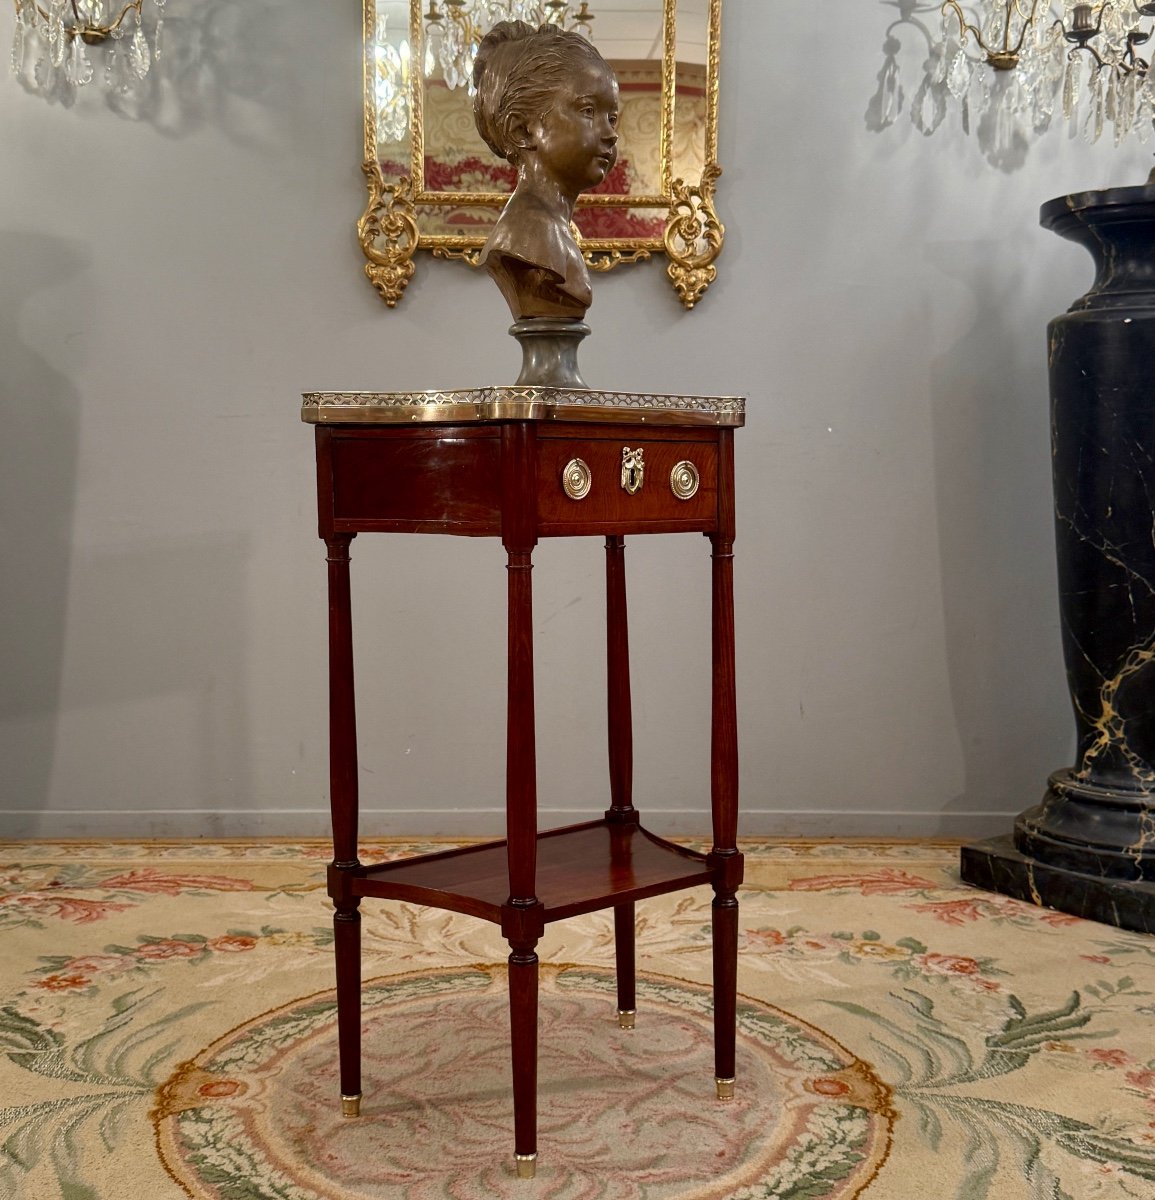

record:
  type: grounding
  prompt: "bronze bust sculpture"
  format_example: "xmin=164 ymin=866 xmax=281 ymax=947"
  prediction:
xmin=473 ymin=21 xmax=619 ymax=385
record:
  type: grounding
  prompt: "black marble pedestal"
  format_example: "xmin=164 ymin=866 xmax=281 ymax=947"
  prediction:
xmin=962 ymin=836 xmax=1155 ymax=934
xmin=960 ymin=187 xmax=1155 ymax=934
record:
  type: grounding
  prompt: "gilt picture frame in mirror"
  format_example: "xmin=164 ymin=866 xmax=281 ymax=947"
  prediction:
xmin=359 ymin=0 xmax=724 ymax=311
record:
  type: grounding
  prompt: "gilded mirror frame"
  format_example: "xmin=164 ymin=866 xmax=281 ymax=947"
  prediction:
xmin=358 ymin=0 xmax=724 ymax=311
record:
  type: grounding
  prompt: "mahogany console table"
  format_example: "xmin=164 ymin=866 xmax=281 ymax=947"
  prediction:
xmin=303 ymin=386 xmax=745 ymax=1179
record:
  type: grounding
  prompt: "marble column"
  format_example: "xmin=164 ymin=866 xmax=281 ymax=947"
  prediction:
xmin=960 ymin=186 xmax=1155 ymax=934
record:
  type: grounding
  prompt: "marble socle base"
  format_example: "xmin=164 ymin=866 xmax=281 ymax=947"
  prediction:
xmin=960 ymin=836 xmax=1155 ymax=935
xmin=970 ymin=188 xmax=1155 ymax=939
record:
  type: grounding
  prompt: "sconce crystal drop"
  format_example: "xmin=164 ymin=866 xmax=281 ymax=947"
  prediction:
xmin=10 ymin=0 xmax=164 ymax=98
xmin=873 ymin=1 xmax=1155 ymax=155
xmin=374 ymin=14 xmax=411 ymax=144
xmin=423 ymin=0 xmax=596 ymax=92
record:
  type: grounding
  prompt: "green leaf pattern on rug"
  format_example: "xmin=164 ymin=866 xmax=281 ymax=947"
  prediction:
xmin=1 ymin=920 xmax=335 ymax=1198
xmin=827 ymin=988 xmax=1155 ymax=1198
xmin=3 ymin=842 xmax=1155 ymax=1198
xmin=727 ymin=1105 xmax=873 ymax=1200
xmin=1 ymin=988 xmax=209 ymax=1197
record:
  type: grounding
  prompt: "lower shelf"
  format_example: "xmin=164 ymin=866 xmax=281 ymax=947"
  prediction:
xmin=345 ymin=819 xmax=715 ymax=924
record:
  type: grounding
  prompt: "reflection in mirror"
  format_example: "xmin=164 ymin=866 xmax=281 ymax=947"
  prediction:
xmin=360 ymin=0 xmax=725 ymax=311
xmin=374 ymin=2 xmax=412 ymax=163
xmin=409 ymin=2 xmax=680 ymax=241
xmin=664 ymin=0 xmax=719 ymax=294
xmin=672 ymin=0 xmax=708 ymax=190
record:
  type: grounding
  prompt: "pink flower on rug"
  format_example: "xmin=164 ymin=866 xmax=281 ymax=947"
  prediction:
xmin=136 ymin=940 xmax=204 ymax=961
xmin=906 ymin=898 xmax=988 ymax=925
xmin=1088 ymin=1048 xmax=1131 ymax=1067
xmin=746 ymin=928 xmax=788 ymax=948
xmin=1125 ymin=1068 xmax=1155 ymax=1092
xmin=208 ymin=936 xmax=258 ymax=953
xmin=64 ymin=954 xmax=137 ymax=975
xmin=8 ymin=895 xmax=132 ymax=924
xmin=98 ymin=869 xmax=255 ymax=895
xmin=197 ymin=1080 xmax=245 ymax=1098
xmin=916 ymin=953 xmax=1000 ymax=990
xmin=788 ymin=868 xmax=940 ymax=895
xmin=806 ymin=1077 xmax=851 ymax=1097
xmin=36 ymin=973 xmax=91 ymax=990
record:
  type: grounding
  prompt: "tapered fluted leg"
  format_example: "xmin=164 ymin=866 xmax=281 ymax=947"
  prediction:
xmin=605 ymin=536 xmax=636 ymax=823
xmin=334 ymin=903 xmax=362 ymax=1114
xmin=605 ymin=537 xmax=638 ymax=1030
xmin=508 ymin=943 xmax=539 ymax=1177
xmin=614 ymin=902 xmax=636 ymax=1028
xmin=709 ymin=504 xmax=742 ymax=1100
xmin=712 ymin=894 xmax=738 ymax=1097
xmin=501 ymin=434 xmax=542 ymax=1180
xmin=326 ymin=533 xmax=362 ymax=1116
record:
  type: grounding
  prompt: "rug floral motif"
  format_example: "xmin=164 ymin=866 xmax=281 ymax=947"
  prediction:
xmin=153 ymin=965 xmax=892 ymax=1200
xmin=1 ymin=840 xmax=1154 ymax=1199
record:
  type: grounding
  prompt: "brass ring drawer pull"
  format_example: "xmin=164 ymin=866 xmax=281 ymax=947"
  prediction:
xmin=670 ymin=460 xmax=700 ymax=500
xmin=561 ymin=458 xmax=592 ymax=500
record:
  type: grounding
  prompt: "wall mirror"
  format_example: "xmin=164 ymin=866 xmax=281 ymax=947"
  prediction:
xmin=359 ymin=0 xmax=724 ymax=311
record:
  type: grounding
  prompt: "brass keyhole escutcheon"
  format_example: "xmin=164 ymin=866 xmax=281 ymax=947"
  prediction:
xmin=561 ymin=458 xmax=592 ymax=500
xmin=621 ymin=446 xmax=645 ymax=495
xmin=670 ymin=460 xmax=700 ymax=500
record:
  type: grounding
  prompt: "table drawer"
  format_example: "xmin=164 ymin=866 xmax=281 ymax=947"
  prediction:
xmin=536 ymin=434 xmax=719 ymax=533
xmin=325 ymin=427 xmax=502 ymax=534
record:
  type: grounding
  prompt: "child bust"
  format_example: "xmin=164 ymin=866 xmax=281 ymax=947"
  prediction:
xmin=472 ymin=21 xmax=620 ymax=322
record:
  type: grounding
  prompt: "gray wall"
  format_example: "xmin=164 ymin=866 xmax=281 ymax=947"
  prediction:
xmin=1 ymin=2 xmax=1147 ymax=839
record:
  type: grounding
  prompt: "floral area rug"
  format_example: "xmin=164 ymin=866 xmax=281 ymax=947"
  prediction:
xmin=2 ymin=839 xmax=1154 ymax=1200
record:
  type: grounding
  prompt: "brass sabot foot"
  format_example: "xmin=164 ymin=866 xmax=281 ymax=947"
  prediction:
xmin=341 ymin=1093 xmax=362 ymax=1118
xmin=716 ymin=1077 xmax=735 ymax=1101
xmin=515 ymin=1153 xmax=537 ymax=1179
xmin=617 ymin=1009 xmax=636 ymax=1030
